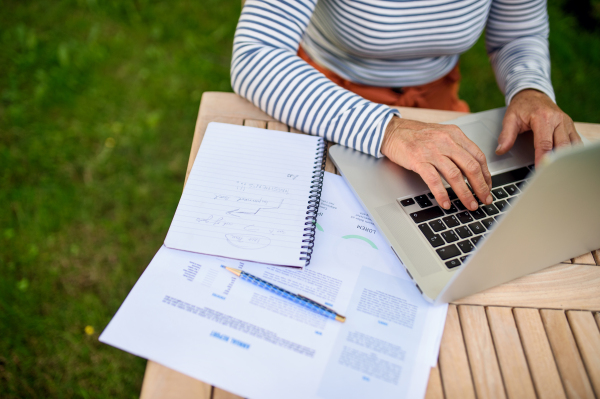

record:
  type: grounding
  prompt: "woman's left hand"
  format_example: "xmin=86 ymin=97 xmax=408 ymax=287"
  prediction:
xmin=495 ymin=89 xmax=582 ymax=165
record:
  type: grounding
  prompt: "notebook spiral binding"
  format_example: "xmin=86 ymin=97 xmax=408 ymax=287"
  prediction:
xmin=300 ymin=139 xmax=328 ymax=266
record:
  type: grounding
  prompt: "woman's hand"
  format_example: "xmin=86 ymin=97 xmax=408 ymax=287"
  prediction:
xmin=496 ymin=89 xmax=582 ymax=165
xmin=381 ymin=116 xmax=493 ymax=211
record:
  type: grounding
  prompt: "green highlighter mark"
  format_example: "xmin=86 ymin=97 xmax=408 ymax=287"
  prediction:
xmin=315 ymin=222 xmax=324 ymax=232
xmin=341 ymin=235 xmax=378 ymax=249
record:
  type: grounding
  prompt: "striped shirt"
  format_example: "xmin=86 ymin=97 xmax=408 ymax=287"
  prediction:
xmin=231 ymin=0 xmax=554 ymax=157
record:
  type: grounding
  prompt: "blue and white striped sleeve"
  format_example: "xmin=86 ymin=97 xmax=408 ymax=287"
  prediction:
xmin=230 ymin=0 xmax=397 ymax=158
xmin=486 ymin=0 xmax=555 ymax=104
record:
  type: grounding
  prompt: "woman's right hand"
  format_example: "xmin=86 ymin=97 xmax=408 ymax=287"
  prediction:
xmin=381 ymin=116 xmax=493 ymax=211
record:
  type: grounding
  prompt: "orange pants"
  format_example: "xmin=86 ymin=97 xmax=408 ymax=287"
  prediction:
xmin=298 ymin=47 xmax=469 ymax=112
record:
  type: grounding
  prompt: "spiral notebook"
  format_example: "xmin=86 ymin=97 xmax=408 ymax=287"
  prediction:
xmin=164 ymin=122 xmax=327 ymax=268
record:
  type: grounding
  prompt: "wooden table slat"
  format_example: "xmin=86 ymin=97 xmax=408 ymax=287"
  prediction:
xmin=571 ymin=252 xmax=597 ymax=265
xmin=513 ymin=308 xmax=567 ymax=399
xmin=452 ymin=264 xmax=600 ymax=311
xmin=486 ymin=307 xmax=536 ymax=399
xmin=566 ymin=311 xmax=600 ymax=398
xmin=540 ymin=309 xmax=595 ymax=399
xmin=438 ymin=305 xmax=476 ymax=399
xmin=266 ymin=121 xmax=289 ymax=132
xmin=458 ymin=305 xmax=507 ymax=399
xmin=140 ymin=361 xmax=212 ymax=399
xmin=244 ymin=119 xmax=267 ymax=129
xmin=425 ymin=364 xmax=445 ymax=399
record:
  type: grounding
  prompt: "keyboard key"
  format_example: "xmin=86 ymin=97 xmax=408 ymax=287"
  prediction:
xmin=468 ymin=222 xmax=486 ymax=235
xmin=516 ymin=180 xmax=528 ymax=189
xmin=400 ymin=198 xmax=415 ymax=207
xmin=429 ymin=220 xmax=446 ymax=232
xmin=492 ymin=187 xmax=508 ymax=199
xmin=415 ymin=195 xmax=429 ymax=203
xmin=454 ymin=200 xmax=467 ymax=211
xmin=528 ymin=164 xmax=535 ymax=171
xmin=417 ymin=198 xmax=433 ymax=208
xmin=471 ymin=235 xmax=483 ymax=245
xmin=409 ymin=206 xmax=445 ymax=223
xmin=441 ymin=230 xmax=459 ymax=243
xmin=418 ymin=224 xmax=435 ymax=239
xmin=504 ymin=184 xmax=520 ymax=196
xmin=495 ymin=200 xmax=509 ymax=212
xmin=481 ymin=204 xmax=499 ymax=216
xmin=456 ymin=211 xmax=473 ymax=224
xmin=457 ymin=240 xmax=475 ymax=253
xmin=481 ymin=217 xmax=495 ymax=229
xmin=506 ymin=196 xmax=516 ymax=203
xmin=469 ymin=208 xmax=486 ymax=220
xmin=446 ymin=188 xmax=458 ymax=201
xmin=445 ymin=258 xmax=461 ymax=269
xmin=427 ymin=192 xmax=435 ymax=199
xmin=460 ymin=255 xmax=468 ymax=262
xmin=443 ymin=203 xmax=458 ymax=215
xmin=491 ymin=167 xmax=531 ymax=187
xmin=442 ymin=215 xmax=460 ymax=228
xmin=455 ymin=226 xmax=472 ymax=239
xmin=436 ymin=244 xmax=461 ymax=260
xmin=428 ymin=235 xmax=445 ymax=247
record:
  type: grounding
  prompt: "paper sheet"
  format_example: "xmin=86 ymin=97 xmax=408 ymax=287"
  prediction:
xmin=165 ymin=122 xmax=325 ymax=267
xmin=101 ymin=173 xmax=448 ymax=399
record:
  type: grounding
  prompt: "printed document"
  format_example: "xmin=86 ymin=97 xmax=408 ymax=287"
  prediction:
xmin=101 ymin=173 xmax=448 ymax=399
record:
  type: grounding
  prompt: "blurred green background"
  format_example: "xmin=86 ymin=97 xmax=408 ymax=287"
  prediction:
xmin=1 ymin=0 xmax=599 ymax=397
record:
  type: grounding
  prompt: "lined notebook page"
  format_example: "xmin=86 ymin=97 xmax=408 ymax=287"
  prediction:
xmin=164 ymin=122 xmax=325 ymax=268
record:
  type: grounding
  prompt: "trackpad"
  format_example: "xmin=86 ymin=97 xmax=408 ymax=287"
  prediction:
xmin=461 ymin=121 xmax=512 ymax=163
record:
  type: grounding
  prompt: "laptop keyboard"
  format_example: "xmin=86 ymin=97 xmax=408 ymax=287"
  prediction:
xmin=398 ymin=166 xmax=533 ymax=269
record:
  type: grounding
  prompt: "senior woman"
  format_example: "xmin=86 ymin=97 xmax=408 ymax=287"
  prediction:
xmin=230 ymin=0 xmax=581 ymax=211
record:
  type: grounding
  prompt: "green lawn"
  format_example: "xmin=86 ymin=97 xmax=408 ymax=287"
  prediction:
xmin=1 ymin=0 xmax=599 ymax=397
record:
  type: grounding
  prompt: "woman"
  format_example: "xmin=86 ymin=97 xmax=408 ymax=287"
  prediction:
xmin=231 ymin=0 xmax=581 ymax=211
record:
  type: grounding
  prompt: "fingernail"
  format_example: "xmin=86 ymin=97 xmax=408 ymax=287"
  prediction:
xmin=443 ymin=201 xmax=450 ymax=209
xmin=470 ymin=201 xmax=478 ymax=210
xmin=495 ymin=144 xmax=502 ymax=153
xmin=486 ymin=195 xmax=493 ymax=204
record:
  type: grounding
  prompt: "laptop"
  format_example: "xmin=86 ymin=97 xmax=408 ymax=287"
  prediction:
xmin=329 ymin=108 xmax=600 ymax=304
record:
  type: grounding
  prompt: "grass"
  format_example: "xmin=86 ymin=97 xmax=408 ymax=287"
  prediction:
xmin=1 ymin=0 xmax=599 ymax=397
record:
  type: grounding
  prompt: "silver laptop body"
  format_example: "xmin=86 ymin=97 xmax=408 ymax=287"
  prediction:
xmin=329 ymin=108 xmax=600 ymax=303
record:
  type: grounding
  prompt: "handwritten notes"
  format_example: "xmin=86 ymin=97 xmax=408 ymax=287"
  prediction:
xmin=164 ymin=122 xmax=325 ymax=268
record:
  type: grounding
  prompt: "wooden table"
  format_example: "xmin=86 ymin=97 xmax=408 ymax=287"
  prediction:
xmin=140 ymin=92 xmax=600 ymax=399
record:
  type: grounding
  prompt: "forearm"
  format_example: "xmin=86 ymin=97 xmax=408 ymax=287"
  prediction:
xmin=231 ymin=0 xmax=397 ymax=157
xmin=486 ymin=0 xmax=555 ymax=104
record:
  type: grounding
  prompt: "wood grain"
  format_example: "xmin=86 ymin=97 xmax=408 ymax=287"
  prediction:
xmin=438 ymin=305 xmax=476 ymax=399
xmin=212 ymin=387 xmax=245 ymax=399
xmin=571 ymin=252 xmax=597 ymax=265
xmin=140 ymin=361 xmax=212 ymax=399
xmin=452 ymin=264 xmax=600 ymax=311
xmin=566 ymin=311 xmax=600 ymax=398
xmin=243 ymin=119 xmax=267 ymax=129
xmin=513 ymin=308 xmax=567 ymax=399
xmin=540 ymin=309 xmax=595 ymax=399
xmin=458 ymin=305 xmax=507 ymax=399
xmin=266 ymin=121 xmax=289 ymax=132
xmin=425 ymin=365 xmax=445 ymax=399
xmin=486 ymin=307 xmax=536 ymax=399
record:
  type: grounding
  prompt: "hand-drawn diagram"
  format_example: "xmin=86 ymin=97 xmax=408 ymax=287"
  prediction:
xmin=225 ymin=234 xmax=271 ymax=249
